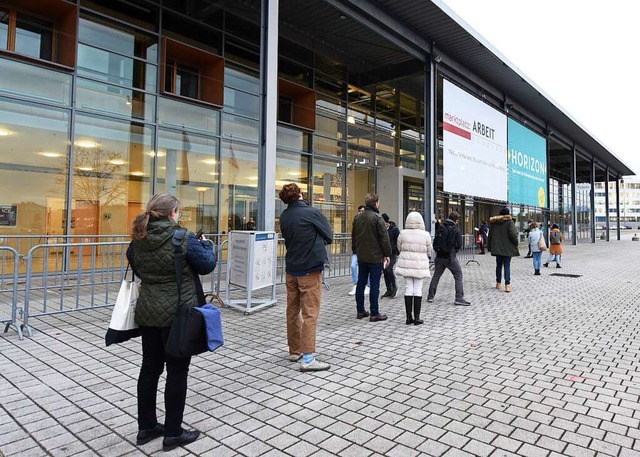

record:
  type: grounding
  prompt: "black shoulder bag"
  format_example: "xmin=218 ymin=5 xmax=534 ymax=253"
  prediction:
xmin=165 ymin=228 xmax=208 ymax=358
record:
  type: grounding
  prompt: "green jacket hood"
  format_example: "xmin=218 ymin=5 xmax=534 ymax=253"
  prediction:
xmin=137 ymin=219 xmax=178 ymax=251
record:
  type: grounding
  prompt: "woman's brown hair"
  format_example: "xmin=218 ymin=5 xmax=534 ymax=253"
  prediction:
xmin=131 ymin=193 xmax=180 ymax=239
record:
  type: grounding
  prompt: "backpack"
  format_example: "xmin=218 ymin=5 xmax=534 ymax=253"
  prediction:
xmin=550 ymin=230 xmax=561 ymax=244
xmin=433 ymin=224 xmax=455 ymax=255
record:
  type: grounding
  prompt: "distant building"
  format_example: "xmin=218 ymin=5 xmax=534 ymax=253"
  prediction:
xmin=594 ymin=177 xmax=640 ymax=229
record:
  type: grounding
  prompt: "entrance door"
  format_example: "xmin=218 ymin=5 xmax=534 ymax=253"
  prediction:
xmin=403 ymin=181 xmax=424 ymax=224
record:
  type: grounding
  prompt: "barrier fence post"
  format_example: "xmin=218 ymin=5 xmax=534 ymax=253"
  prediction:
xmin=1 ymin=247 xmax=23 ymax=339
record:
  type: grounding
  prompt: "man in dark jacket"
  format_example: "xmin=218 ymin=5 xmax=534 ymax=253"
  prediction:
xmin=487 ymin=207 xmax=520 ymax=293
xmin=352 ymin=193 xmax=392 ymax=321
xmin=381 ymin=213 xmax=400 ymax=298
xmin=427 ymin=212 xmax=471 ymax=306
xmin=279 ymin=183 xmax=333 ymax=372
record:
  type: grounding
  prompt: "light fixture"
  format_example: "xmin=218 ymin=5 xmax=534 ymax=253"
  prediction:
xmin=0 ymin=129 xmax=10 ymax=136
xmin=195 ymin=187 xmax=210 ymax=192
xmin=288 ymin=171 xmax=301 ymax=176
xmin=130 ymin=171 xmax=145 ymax=176
xmin=347 ymin=116 xmax=356 ymax=125
xmin=75 ymin=140 xmax=98 ymax=148
xmin=77 ymin=166 xmax=93 ymax=171
xmin=108 ymin=159 xmax=126 ymax=165
xmin=39 ymin=152 xmax=62 ymax=158
xmin=208 ymin=171 xmax=218 ymax=176
xmin=202 ymin=159 xmax=217 ymax=165
xmin=148 ymin=151 xmax=165 ymax=157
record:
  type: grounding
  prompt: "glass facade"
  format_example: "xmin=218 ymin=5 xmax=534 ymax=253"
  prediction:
xmin=0 ymin=0 xmax=620 ymax=244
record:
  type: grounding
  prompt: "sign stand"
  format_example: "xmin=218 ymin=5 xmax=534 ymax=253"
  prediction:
xmin=225 ymin=231 xmax=277 ymax=314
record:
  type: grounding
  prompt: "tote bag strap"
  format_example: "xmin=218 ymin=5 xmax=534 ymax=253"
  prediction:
xmin=172 ymin=228 xmax=188 ymax=304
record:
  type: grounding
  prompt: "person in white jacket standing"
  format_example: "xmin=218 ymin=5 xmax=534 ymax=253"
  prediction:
xmin=395 ymin=212 xmax=432 ymax=325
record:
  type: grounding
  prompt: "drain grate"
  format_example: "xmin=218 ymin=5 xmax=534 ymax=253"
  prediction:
xmin=550 ymin=273 xmax=582 ymax=278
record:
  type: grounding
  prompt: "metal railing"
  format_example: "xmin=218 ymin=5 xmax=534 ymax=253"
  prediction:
xmin=22 ymin=241 xmax=130 ymax=337
xmin=0 ymin=232 xmax=354 ymax=340
xmin=458 ymin=234 xmax=480 ymax=265
xmin=1 ymin=246 xmax=22 ymax=339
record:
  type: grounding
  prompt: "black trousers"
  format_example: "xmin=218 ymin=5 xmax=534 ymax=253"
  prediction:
xmin=138 ymin=326 xmax=191 ymax=437
xmin=383 ymin=254 xmax=397 ymax=292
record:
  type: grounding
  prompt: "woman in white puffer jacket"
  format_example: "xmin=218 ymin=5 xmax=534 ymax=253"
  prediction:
xmin=396 ymin=212 xmax=433 ymax=325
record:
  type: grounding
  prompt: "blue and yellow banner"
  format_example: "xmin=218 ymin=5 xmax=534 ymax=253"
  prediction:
xmin=507 ymin=119 xmax=547 ymax=208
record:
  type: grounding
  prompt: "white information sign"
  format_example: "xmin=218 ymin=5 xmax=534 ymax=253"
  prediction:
xmin=225 ymin=231 xmax=278 ymax=314
xmin=443 ymin=79 xmax=508 ymax=201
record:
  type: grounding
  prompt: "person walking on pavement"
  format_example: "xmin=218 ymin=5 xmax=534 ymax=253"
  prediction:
xmin=279 ymin=183 xmax=333 ymax=372
xmin=427 ymin=212 xmax=471 ymax=306
xmin=352 ymin=193 xmax=392 ymax=321
xmin=544 ymin=223 xmax=564 ymax=268
xmin=381 ymin=213 xmax=400 ymax=299
xmin=348 ymin=205 xmax=370 ymax=296
xmin=395 ymin=211 xmax=432 ymax=325
xmin=487 ymin=206 xmax=520 ymax=293
xmin=523 ymin=219 xmax=534 ymax=258
xmin=527 ymin=222 xmax=544 ymax=275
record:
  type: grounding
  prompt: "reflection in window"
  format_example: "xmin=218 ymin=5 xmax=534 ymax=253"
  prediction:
xmin=15 ymin=14 xmax=53 ymax=60
xmin=73 ymin=115 xmax=153 ymax=236
xmin=76 ymin=78 xmax=156 ymax=122
xmin=220 ymin=140 xmax=258 ymax=233
xmin=0 ymin=9 xmax=8 ymax=50
xmin=79 ymin=16 xmax=157 ymax=61
xmin=77 ymin=43 xmax=157 ymax=92
xmin=0 ymin=99 xmax=69 ymax=236
xmin=165 ymin=60 xmax=199 ymax=99
xmin=0 ymin=58 xmax=72 ymax=105
xmin=275 ymin=151 xmax=309 ymax=232
xmin=156 ymin=129 xmax=219 ymax=234
xmin=158 ymin=97 xmax=219 ymax=135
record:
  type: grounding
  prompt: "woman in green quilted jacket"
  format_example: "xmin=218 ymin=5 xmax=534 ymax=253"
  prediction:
xmin=127 ymin=193 xmax=216 ymax=451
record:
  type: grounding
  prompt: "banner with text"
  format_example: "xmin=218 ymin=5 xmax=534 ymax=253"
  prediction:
xmin=507 ymin=119 xmax=547 ymax=208
xmin=443 ymin=79 xmax=507 ymax=201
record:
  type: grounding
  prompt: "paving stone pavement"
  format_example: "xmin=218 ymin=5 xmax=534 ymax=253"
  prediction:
xmin=2 ymin=235 xmax=640 ymax=457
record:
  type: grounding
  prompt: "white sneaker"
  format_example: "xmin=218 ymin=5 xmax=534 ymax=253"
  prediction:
xmin=364 ymin=286 xmax=370 ymax=295
xmin=348 ymin=285 xmax=357 ymax=296
xmin=300 ymin=359 xmax=330 ymax=372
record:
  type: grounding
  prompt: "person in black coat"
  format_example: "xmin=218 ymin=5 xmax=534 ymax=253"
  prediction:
xmin=381 ymin=213 xmax=400 ymax=298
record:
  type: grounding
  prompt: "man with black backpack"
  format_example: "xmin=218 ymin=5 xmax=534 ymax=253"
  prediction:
xmin=426 ymin=212 xmax=471 ymax=306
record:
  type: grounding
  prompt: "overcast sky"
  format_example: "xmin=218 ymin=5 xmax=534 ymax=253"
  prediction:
xmin=439 ymin=0 xmax=640 ymax=178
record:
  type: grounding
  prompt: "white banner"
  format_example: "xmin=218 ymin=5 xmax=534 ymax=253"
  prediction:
xmin=443 ymin=80 xmax=508 ymax=201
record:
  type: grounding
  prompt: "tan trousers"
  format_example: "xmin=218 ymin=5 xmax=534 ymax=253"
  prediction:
xmin=286 ymin=271 xmax=322 ymax=355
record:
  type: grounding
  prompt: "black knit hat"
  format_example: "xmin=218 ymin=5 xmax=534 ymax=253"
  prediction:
xmin=448 ymin=212 xmax=459 ymax=222
xmin=499 ymin=207 xmax=510 ymax=215
xmin=381 ymin=213 xmax=389 ymax=223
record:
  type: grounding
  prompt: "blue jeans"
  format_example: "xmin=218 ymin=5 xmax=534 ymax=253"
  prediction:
xmin=356 ymin=261 xmax=382 ymax=316
xmin=532 ymin=252 xmax=542 ymax=270
xmin=495 ymin=255 xmax=512 ymax=284
xmin=351 ymin=254 xmax=369 ymax=286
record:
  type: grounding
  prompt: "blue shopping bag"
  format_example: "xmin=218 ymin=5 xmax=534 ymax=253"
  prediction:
xmin=194 ymin=304 xmax=224 ymax=351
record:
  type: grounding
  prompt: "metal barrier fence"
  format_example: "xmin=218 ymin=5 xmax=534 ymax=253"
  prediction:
xmin=0 ymin=232 xmax=354 ymax=340
xmin=22 ymin=241 xmax=130 ymax=337
xmin=1 ymin=246 xmax=22 ymax=339
xmin=459 ymin=234 xmax=480 ymax=266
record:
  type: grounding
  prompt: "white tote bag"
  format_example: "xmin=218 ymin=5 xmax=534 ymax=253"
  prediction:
xmin=105 ymin=270 xmax=141 ymax=346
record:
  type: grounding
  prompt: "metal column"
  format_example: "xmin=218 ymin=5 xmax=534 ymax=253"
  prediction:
xmin=590 ymin=159 xmax=596 ymax=243
xmin=571 ymin=144 xmax=577 ymax=245
xmin=425 ymin=58 xmax=436 ymax=234
xmin=615 ymin=177 xmax=621 ymax=241
xmin=258 ymin=0 xmax=278 ymax=231
xmin=604 ymin=167 xmax=610 ymax=241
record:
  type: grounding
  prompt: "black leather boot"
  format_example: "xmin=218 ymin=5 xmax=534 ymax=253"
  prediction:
xmin=404 ymin=296 xmax=413 ymax=325
xmin=413 ymin=297 xmax=424 ymax=325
